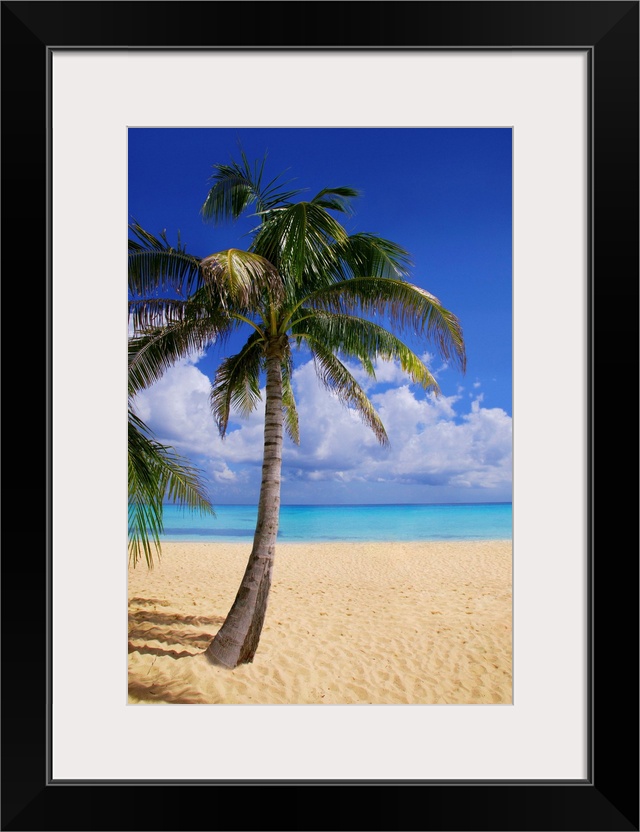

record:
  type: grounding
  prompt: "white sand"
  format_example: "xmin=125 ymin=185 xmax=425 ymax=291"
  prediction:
xmin=128 ymin=540 xmax=512 ymax=705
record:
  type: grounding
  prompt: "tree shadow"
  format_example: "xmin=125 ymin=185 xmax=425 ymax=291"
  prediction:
xmin=128 ymin=609 xmax=225 ymax=628
xmin=128 ymin=623 xmax=214 ymax=648
xmin=127 ymin=677 xmax=209 ymax=705
xmin=128 ymin=641 xmax=199 ymax=660
xmin=128 ymin=596 xmax=227 ymax=704
xmin=128 ymin=598 xmax=224 ymax=656
xmin=129 ymin=596 xmax=171 ymax=607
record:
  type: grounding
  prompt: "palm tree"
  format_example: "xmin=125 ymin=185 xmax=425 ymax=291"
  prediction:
xmin=127 ymin=406 xmax=215 ymax=568
xmin=128 ymin=231 xmax=215 ymax=568
xmin=128 ymin=152 xmax=466 ymax=668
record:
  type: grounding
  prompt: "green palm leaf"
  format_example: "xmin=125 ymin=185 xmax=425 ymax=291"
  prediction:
xmin=304 ymin=276 xmax=466 ymax=372
xmin=128 ymin=316 xmax=226 ymax=396
xmin=310 ymin=186 xmax=359 ymax=215
xmin=129 ymin=298 xmax=190 ymax=334
xmin=210 ymin=333 xmax=265 ymax=437
xmin=306 ymin=340 xmax=389 ymax=445
xmin=291 ymin=312 xmax=439 ymax=392
xmin=335 ymin=232 xmax=414 ymax=280
xmin=128 ymin=221 xmax=202 ymax=297
xmin=201 ymin=150 xmax=303 ymax=223
xmin=128 ymin=408 xmax=214 ymax=568
xmin=252 ymin=201 xmax=348 ymax=284
xmin=281 ymin=345 xmax=300 ymax=445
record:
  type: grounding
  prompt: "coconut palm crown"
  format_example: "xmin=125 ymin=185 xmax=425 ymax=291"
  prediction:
xmin=128 ymin=152 xmax=466 ymax=668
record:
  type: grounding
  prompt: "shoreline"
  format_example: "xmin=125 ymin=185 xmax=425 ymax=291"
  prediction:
xmin=128 ymin=539 xmax=512 ymax=705
xmin=156 ymin=537 xmax=513 ymax=544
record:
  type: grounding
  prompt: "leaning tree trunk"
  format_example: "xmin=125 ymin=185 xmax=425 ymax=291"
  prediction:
xmin=205 ymin=337 xmax=286 ymax=668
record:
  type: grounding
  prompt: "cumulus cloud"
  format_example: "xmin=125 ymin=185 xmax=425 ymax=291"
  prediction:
xmin=132 ymin=358 xmax=215 ymax=455
xmin=290 ymin=363 xmax=512 ymax=493
xmin=132 ymin=354 xmax=512 ymax=499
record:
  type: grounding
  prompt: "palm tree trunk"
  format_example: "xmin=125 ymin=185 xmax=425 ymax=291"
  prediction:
xmin=205 ymin=337 xmax=285 ymax=668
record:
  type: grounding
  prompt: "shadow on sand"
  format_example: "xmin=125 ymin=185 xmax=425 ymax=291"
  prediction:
xmin=128 ymin=596 xmax=225 ymax=704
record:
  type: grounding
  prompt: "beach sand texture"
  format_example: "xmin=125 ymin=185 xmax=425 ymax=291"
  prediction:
xmin=128 ymin=540 xmax=512 ymax=705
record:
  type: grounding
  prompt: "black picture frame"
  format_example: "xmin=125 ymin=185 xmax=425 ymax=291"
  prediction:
xmin=2 ymin=2 xmax=638 ymax=830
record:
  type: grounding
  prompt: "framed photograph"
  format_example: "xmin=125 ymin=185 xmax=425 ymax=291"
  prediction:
xmin=3 ymin=1 xmax=637 ymax=830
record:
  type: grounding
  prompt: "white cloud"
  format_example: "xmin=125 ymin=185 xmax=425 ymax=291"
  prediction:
xmin=284 ymin=361 xmax=511 ymax=493
xmin=133 ymin=355 xmax=512 ymax=500
xmin=132 ymin=359 xmax=215 ymax=455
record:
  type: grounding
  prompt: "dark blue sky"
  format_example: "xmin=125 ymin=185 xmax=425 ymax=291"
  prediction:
xmin=129 ymin=128 xmax=512 ymax=504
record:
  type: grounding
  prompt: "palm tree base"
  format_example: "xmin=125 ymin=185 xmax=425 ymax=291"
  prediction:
xmin=204 ymin=554 xmax=273 ymax=668
xmin=204 ymin=645 xmax=239 ymax=669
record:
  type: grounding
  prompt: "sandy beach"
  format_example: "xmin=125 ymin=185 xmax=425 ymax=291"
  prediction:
xmin=128 ymin=540 xmax=512 ymax=705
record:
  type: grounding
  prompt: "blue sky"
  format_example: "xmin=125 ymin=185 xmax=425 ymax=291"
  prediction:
xmin=129 ymin=128 xmax=512 ymax=505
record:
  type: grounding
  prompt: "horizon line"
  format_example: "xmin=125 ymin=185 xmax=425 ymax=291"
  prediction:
xmin=163 ymin=501 xmax=513 ymax=508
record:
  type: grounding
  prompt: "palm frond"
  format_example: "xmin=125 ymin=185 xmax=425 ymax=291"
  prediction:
xmin=304 ymin=276 xmax=466 ymax=372
xmin=200 ymin=163 xmax=257 ymax=223
xmin=128 ymin=298 xmax=190 ymax=334
xmin=210 ymin=333 xmax=264 ymax=437
xmin=129 ymin=279 xmax=247 ymax=334
xmin=252 ymin=202 xmax=348 ymax=284
xmin=128 ymin=221 xmax=202 ymax=296
xmin=257 ymin=161 xmax=303 ymax=211
xmin=304 ymin=339 xmax=389 ymax=445
xmin=128 ymin=408 xmax=214 ymax=568
xmin=201 ymin=150 xmax=302 ymax=223
xmin=310 ymin=186 xmax=359 ymax=215
xmin=291 ymin=312 xmax=440 ymax=392
xmin=128 ymin=316 xmax=226 ymax=396
xmin=200 ymin=249 xmax=283 ymax=307
xmin=334 ymin=233 xmax=414 ymax=281
xmin=281 ymin=345 xmax=300 ymax=444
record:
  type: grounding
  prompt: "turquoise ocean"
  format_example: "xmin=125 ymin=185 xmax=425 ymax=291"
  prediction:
xmin=159 ymin=503 xmax=512 ymax=543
